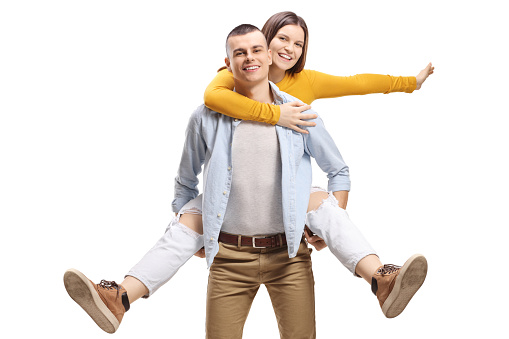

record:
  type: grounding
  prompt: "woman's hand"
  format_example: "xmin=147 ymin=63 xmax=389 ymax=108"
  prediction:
xmin=277 ymin=101 xmax=317 ymax=134
xmin=415 ymin=62 xmax=435 ymax=90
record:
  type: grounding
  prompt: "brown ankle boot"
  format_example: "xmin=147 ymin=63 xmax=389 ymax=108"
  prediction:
xmin=64 ymin=268 xmax=130 ymax=333
xmin=371 ymin=254 xmax=427 ymax=318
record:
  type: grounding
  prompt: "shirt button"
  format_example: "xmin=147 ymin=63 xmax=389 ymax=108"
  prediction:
xmin=223 ymin=191 xmax=227 ymax=195
xmin=217 ymin=213 xmax=221 ymax=217
xmin=234 ymin=119 xmax=239 ymax=122
xmin=227 ymin=166 xmax=231 ymax=171
xmin=210 ymin=237 xmax=214 ymax=241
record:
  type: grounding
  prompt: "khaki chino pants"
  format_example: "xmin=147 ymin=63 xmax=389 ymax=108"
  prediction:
xmin=205 ymin=239 xmax=316 ymax=339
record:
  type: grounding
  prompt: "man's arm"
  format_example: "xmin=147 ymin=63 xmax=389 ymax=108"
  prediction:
xmin=171 ymin=109 xmax=207 ymax=213
xmin=333 ymin=190 xmax=348 ymax=209
xmin=302 ymin=111 xmax=351 ymax=194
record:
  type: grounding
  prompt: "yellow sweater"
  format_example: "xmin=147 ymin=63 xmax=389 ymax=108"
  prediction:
xmin=204 ymin=69 xmax=417 ymax=125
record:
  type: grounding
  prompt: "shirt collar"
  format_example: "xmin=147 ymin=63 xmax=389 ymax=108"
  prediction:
xmin=268 ymin=81 xmax=284 ymax=105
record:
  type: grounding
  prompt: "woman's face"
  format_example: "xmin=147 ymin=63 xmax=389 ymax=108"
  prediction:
xmin=268 ymin=24 xmax=305 ymax=72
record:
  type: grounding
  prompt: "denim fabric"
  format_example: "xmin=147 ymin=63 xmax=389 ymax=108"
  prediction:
xmin=306 ymin=190 xmax=376 ymax=275
xmin=172 ymin=82 xmax=351 ymax=268
xmin=126 ymin=213 xmax=204 ymax=297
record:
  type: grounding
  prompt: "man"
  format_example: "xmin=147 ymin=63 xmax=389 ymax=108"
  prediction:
xmin=64 ymin=24 xmax=427 ymax=337
xmin=172 ymin=24 xmax=425 ymax=338
xmin=176 ymin=24 xmax=340 ymax=338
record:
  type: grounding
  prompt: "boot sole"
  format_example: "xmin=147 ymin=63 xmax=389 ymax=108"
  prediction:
xmin=63 ymin=268 xmax=120 ymax=333
xmin=382 ymin=254 xmax=427 ymax=318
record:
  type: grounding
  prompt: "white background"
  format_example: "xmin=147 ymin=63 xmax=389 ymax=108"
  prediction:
xmin=1 ymin=0 xmax=508 ymax=338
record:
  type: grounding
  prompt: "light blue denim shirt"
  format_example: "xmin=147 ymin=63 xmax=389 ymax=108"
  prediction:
xmin=172 ymin=82 xmax=350 ymax=268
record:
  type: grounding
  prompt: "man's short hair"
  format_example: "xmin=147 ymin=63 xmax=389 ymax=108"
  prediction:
xmin=225 ymin=24 xmax=266 ymax=57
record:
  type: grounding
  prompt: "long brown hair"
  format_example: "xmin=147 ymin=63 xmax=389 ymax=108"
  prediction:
xmin=261 ymin=11 xmax=309 ymax=75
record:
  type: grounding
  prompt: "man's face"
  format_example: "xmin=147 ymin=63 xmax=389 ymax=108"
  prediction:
xmin=225 ymin=31 xmax=272 ymax=85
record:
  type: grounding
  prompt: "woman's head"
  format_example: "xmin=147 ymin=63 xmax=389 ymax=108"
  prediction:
xmin=262 ymin=11 xmax=309 ymax=75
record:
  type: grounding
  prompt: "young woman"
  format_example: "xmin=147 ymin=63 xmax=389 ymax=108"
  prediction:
xmin=64 ymin=12 xmax=433 ymax=334
xmin=204 ymin=11 xmax=433 ymax=134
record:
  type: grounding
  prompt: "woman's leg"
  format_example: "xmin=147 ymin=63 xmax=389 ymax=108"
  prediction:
xmin=64 ymin=195 xmax=205 ymax=333
xmin=125 ymin=194 xmax=204 ymax=298
xmin=114 ymin=207 xmax=205 ymax=303
xmin=305 ymin=189 xmax=427 ymax=318
xmin=306 ymin=189 xmax=379 ymax=280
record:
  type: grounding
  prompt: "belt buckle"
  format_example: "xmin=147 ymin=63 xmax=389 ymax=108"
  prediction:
xmin=252 ymin=236 xmax=265 ymax=248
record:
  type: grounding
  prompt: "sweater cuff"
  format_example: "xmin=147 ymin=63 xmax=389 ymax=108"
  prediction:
xmin=270 ymin=105 xmax=281 ymax=125
xmin=406 ymin=76 xmax=417 ymax=93
xmin=390 ymin=76 xmax=417 ymax=93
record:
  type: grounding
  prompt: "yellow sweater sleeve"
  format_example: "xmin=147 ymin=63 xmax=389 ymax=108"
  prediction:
xmin=203 ymin=69 xmax=281 ymax=125
xmin=304 ymin=70 xmax=417 ymax=100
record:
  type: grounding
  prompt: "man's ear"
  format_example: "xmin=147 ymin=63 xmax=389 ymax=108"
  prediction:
xmin=267 ymin=49 xmax=272 ymax=65
xmin=225 ymin=57 xmax=232 ymax=72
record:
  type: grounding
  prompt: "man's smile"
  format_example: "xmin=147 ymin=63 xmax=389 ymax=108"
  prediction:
xmin=243 ymin=65 xmax=261 ymax=71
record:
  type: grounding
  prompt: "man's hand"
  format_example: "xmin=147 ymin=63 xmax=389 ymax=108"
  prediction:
xmin=304 ymin=227 xmax=327 ymax=251
xmin=194 ymin=247 xmax=206 ymax=258
xmin=277 ymin=101 xmax=317 ymax=134
xmin=415 ymin=62 xmax=435 ymax=90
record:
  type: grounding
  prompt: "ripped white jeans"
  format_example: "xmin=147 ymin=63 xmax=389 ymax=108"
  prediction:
xmin=127 ymin=188 xmax=376 ymax=297
xmin=126 ymin=201 xmax=204 ymax=297
xmin=306 ymin=187 xmax=377 ymax=275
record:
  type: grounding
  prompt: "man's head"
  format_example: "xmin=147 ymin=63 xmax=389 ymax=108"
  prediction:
xmin=224 ymin=24 xmax=272 ymax=87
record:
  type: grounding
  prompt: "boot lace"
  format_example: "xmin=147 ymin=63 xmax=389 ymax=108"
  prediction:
xmin=377 ymin=264 xmax=401 ymax=275
xmin=98 ymin=280 xmax=121 ymax=298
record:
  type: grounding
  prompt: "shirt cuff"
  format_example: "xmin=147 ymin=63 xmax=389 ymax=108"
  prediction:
xmin=328 ymin=181 xmax=351 ymax=192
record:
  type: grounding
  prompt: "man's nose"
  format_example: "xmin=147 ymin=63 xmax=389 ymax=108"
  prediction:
xmin=246 ymin=51 xmax=255 ymax=61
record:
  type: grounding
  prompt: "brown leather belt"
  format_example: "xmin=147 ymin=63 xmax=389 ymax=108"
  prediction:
xmin=218 ymin=232 xmax=287 ymax=248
